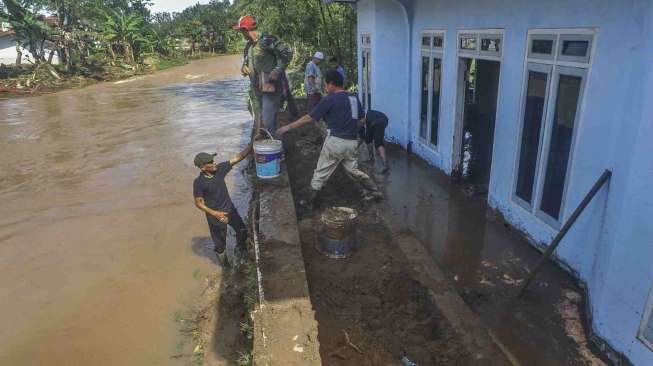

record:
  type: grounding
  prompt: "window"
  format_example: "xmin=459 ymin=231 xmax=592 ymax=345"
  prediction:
xmin=419 ymin=31 xmax=445 ymax=147
xmin=459 ymin=31 xmax=503 ymax=58
xmin=515 ymin=65 xmax=551 ymax=204
xmin=513 ymin=30 xmax=594 ymax=225
xmin=528 ymin=34 xmax=556 ymax=60
xmin=420 ymin=56 xmax=429 ymax=139
xmin=640 ymin=286 xmax=653 ymax=351
xmin=558 ymin=35 xmax=592 ymax=63
xmin=361 ymin=33 xmax=372 ymax=111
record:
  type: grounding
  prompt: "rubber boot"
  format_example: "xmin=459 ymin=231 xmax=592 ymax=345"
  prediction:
xmin=361 ymin=178 xmax=383 ymax=201
xmin=300 ymin=189 xmax=319 ymax=211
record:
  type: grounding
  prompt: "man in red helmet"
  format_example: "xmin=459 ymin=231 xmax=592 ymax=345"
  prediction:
xmin=233 ymin=15 xmax=293 ymax=135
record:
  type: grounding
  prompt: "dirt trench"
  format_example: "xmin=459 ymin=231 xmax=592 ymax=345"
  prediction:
xmin=282 ymin=123 xmax=472 ymax=365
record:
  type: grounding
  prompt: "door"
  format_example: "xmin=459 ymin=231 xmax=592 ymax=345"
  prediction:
xmin=457 ymin=57 xmax=500 ymax=192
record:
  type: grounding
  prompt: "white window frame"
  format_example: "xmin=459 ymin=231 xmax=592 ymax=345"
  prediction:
xmin=418 ymin=30 xmax=445 ymax=149
xmin=452 ymin=29 xmax=504 ymax=176
xmin=360 ymin=32 xmax=372 ymax=111
xmin=512 ymin=62 xmax=553 ymax=211
xmin=457 ymin=29 xmax=504 ymax=61
xmin=511 ymin=28 xmax=596 ymax=228
xmin=639 ymin=285 xmax=653 ymax=351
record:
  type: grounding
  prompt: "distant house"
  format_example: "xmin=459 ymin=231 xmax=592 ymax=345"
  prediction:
xmin=351 ymin=0 xmax=653 ymax=365
xmin=0 ymin=17 xmax=60 ymax=65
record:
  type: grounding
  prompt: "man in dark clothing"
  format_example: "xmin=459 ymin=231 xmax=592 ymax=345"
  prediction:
xmin=234 ymin=15 xmax=293 ymax=134
xmin=361 ymin=109 xmax=390 ymax=173
xmin=277 ymin=70 xmax=382 ymax=207
xmin=193 ymin=144 xmax=252 ymax=267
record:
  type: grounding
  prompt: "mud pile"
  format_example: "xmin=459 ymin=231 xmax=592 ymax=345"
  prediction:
xmin=283 ymin=122 xmax=471 ymax=365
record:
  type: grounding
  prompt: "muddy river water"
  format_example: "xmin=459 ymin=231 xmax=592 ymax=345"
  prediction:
xmin=0 ymin=55 xmax=251 ymax=365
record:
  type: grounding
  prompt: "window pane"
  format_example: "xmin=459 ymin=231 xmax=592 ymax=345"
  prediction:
xmin=420 ymin=56 xmax=429 ymax=139
xmin=460 ymin=36 xmax=476 ymax=50
xmin=421 ymin=35 xmax=431 ymax=47
xmin=430 ymin=58 xmax=442 ymax=145
xmin=481 ymin=38 xmax=501 ymax=53
xmin=540 ymin=74 xmax=582 ymax=220
xmin=433 ymin=36 xmax=443 ymax=48
xmin=516 ymin=71 xmax=548 ymax=203
xmin=362 ymin=52 xmax=369 ymax=110
xmin=562 ymin=40 xmax=588 ymax=57
xmin=531 ymin=39 xmax=553 ymax=54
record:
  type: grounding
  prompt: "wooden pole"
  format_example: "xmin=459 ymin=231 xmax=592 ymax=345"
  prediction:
xmin=517 ymin=169 xmax=612 ymax=298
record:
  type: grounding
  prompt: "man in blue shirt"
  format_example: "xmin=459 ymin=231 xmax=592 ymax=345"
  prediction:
xmin=278 ymin=70 xmax=382 ymax=207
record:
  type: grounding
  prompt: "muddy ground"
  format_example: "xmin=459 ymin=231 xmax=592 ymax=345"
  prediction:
xmin=283 ymin=124 xmax=473 ymax=365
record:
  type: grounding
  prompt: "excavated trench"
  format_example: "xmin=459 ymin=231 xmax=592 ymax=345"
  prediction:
xmin=282 ymin=123 xmax=472 ymax=365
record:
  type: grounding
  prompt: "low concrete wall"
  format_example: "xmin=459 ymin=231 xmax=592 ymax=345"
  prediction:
xmin=252 ymin=164 xmax=322 ymax=366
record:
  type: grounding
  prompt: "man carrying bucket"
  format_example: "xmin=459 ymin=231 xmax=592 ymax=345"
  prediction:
xmin=193 ymin=143 xmax=253 ymax=267
xmin=277 ymin=70 xmax=383 ymax=208
xmin=234 ymin=15 xmax=293 ymax=135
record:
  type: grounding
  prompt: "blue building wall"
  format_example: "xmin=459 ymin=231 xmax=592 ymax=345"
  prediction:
xmin=357 ymin=0 xmax=653 ymax=363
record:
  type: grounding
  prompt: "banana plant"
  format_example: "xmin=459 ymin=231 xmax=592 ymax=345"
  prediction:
xmin=101 ymin=9 xmax=146 ymax=65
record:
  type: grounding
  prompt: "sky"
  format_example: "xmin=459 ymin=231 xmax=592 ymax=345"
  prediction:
xmin=149 ymin=0 xmax=212 ymax=14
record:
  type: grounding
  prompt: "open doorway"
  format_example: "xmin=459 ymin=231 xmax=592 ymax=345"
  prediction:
xmin=456 ymin=57 xmax=500 ymax=193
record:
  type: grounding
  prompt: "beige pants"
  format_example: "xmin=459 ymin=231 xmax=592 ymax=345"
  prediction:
xmin=311 ymin=135 xmax=373 ymax=191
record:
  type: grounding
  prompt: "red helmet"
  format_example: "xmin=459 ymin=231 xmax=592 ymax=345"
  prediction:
xmin=232 ymin=15 xmax=257 ymax=31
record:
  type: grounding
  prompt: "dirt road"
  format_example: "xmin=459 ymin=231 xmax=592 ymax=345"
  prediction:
xmin=0 ymin=55 xmax=251 ymax=365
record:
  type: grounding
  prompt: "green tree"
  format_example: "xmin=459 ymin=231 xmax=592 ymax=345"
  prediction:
xmin=2 ymin=0 xmax=58 ymax=64
xmin=101 ymin=9 xmax=146 ymax=65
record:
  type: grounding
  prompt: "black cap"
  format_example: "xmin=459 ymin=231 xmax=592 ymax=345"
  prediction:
xmin=194 ymin=152 xmax=216 ymax=168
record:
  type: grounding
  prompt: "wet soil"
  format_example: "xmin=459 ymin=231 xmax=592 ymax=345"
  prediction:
xmin=283 ymin=123 xmax=472 ymax=365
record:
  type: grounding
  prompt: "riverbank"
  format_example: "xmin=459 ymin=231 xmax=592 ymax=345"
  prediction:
xmin=0 ymin=52 xmax=233 ymax=100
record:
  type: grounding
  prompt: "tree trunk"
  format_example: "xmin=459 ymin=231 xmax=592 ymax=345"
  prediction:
xmin=15 ymin=40 xmax=23 ymax=65
xmin=47 ymin=48 xmax=55 ymax=64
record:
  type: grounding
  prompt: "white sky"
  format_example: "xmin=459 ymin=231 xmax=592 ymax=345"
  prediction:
xmin=149 ymin=0 xmax=212 ymax=14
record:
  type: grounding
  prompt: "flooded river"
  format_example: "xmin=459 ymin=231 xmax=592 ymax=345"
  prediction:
xmin=0 ymin=55 xmax=252 ymax=365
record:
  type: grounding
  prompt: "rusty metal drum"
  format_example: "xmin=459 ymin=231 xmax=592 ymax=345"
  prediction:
xmin=317 ymin=207 xmax=357 ymax=259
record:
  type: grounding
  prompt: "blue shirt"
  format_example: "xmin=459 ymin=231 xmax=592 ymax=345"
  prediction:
xmin=304 ymin=61 xmax=322 ymax=94
xmin=309 ymin=91 xmax=363 ymax=140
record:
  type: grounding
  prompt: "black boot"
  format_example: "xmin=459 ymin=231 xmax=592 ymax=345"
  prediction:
xmin=361 ymin=178 xmax=383 ymax=201
xmin=300 ymin=189 xmax=319 ymax=211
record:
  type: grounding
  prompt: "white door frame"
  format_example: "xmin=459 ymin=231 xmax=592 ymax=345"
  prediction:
xmin=452 ymin=29 xmax=504 ymax=179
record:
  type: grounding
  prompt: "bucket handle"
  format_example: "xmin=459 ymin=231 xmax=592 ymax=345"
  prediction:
xmin=258 ymin=128 xmax=275 ymax=141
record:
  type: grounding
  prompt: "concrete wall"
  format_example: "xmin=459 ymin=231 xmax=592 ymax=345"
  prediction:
xmin=357 ymin=0 xmax=653 ymax=363
xmin=357 ymin=0 xmax=411 ymax=147
xmin=0 ymin=36 xmax=59 ymax=65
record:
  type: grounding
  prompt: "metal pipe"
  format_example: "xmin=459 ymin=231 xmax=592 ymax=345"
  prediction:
xmin=517 ymin=169 xmax=612 ymax=298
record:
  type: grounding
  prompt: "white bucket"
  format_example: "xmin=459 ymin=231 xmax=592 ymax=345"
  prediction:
xmin=254 ymin=130 xmax=283 ymax=179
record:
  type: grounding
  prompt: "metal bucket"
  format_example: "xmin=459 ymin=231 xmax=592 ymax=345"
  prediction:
xmin=317 ymin=207 xmax=357 ymax=259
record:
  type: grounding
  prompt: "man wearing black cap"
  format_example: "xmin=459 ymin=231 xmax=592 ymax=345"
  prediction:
xmin=193 ymin=144 xmax=252 ymax=267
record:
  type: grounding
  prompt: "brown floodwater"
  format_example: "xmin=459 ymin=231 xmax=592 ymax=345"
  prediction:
xmin=0 ymin=55 xmax=252 ymax=365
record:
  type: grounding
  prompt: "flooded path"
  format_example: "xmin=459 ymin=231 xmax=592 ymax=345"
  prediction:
xmin=379 ymin=149 xmax=608 ymax=365
xmin=0 ymin=55 xmax=252 ymax=365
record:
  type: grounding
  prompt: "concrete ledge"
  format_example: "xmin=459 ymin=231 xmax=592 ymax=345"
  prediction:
xmin=379 ymin=208 xmax=515 ymax=366
xmin=252 ymin=163 xmax=322 ymax=366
